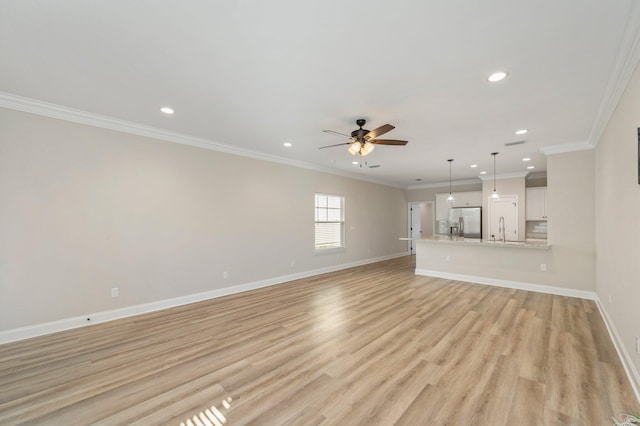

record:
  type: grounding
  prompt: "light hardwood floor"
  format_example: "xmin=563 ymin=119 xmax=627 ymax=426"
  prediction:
xmin=0 ymin=256 xmax=638 ymax=425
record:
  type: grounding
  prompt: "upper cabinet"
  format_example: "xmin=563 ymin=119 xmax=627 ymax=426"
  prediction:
xmin=435 ymin=191 xmax=483 ymax=220
xmin=526 ymin=187 xmax=547 ymax=220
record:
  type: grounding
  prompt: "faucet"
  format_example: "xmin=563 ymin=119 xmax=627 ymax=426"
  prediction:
xmin=498 ymin=216 xmax=505 ymax=243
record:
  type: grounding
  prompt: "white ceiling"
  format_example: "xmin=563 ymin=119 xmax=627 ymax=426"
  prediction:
xmin=1 ymin=1 xmax=638 ymax=188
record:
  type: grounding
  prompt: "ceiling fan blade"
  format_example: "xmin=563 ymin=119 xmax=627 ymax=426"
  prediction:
xmin=371 ymin=139 xmax=408 ymax=146
xmin=322 ymin=129 xmax=352 ymax=138
xmin=365 ymin=124 xmax=395 ymax=140
xmin=318 ymin=142 xmax=352 ymax=149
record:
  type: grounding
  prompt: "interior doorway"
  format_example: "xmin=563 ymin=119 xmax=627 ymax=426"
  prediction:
xmin=488 ymin=195 xmax=518 ymax=241
xmin=408 ymin=202 xmax=434 ymax=254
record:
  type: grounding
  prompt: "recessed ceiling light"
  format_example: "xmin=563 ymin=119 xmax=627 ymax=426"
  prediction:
xmin=515 ymin=129 xmax=528 ymax=135
xmin=470 ymin=164 xmax=478 ymax=168
xmin=527 ymin=165 xmax=535 ymax=169
xmin=283 ymin=142 xmax=292 ymax=147
xmin=352 ymin=161 xmax=359 ymax=165
xmin=160 ymin=107 xmax=174 ymax=114
xmin=522 ymin=157 xmax=531 ymax=162
xmin=488 ymin=71 xmax=508 ymax=82
xmin=480 ymin=171 xmax=487 ymax=175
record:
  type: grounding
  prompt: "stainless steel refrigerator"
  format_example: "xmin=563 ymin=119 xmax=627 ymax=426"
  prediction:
xmin=448 ymin=207 xmax=482 ymax=238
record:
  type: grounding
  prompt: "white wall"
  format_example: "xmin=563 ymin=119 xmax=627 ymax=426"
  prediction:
xmin=595 ymin=59 xmax=640 ymax=390
xmin=546 ymin=150 xmax=596 ymax=293
xmin=0 ymin=108 xmax=407 ymax=332
xmin=419 ymin=202 xmax=433 ymax=237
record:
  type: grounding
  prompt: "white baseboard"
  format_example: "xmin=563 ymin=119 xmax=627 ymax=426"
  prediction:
xmin=0 ymin=252 xmax=406 ymax=344
xmin=595 ymin=298 xmax=640 ymax=404
xmin=414 ymin=269 xmax=597 ymax=300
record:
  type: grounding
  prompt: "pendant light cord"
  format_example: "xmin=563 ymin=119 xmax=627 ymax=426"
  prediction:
xmin=491 ymin=152 xmax=498 ymax=191
xmin=449 ymin=159 xmax=453 ymax=194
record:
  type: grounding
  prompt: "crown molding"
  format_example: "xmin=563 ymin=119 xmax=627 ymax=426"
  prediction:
xmin=406 ymin=178 xmax=481 ymax=190
xmin=477 ymin=171 xmax=530 ymax=181
xmin=539 ymin=141 xmax=594 ymax=156
xmin=538 ymin=3 xmax=640 ymax=154
xmin=526 ymin=172 xmax=547 ymax=180
xmin=588 ymin=1 xmax=640 ymax=146
xmin=0 ymin=92 xmax=405 ymax=189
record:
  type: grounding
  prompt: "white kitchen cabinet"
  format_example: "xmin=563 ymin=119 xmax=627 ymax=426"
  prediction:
xmin=526 ymin=187 xmax=547 ymax=220
xmin=435 ymin=191 xmax=482 ymax=221
xmin=452 ymin=191 xmax=482 ymax=207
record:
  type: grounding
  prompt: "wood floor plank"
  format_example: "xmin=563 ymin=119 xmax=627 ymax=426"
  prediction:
xmin=501 ymin=309 xmax=550 ymax=383
xmin=505 ymin=377 xmax=546 ymax=426
xmin=0 ymin=255 xmax=637 ymax=425
xmin=394 ymin=383 xmax=447 ymax=426
xmin=468 ymin=355 xmax=519 ymax=426
xmin=544 ymin=328 xmax=582 ymax=419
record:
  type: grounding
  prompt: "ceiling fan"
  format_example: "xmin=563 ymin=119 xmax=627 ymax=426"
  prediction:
xmin=320 ymin=119 xmax=408 ymax=156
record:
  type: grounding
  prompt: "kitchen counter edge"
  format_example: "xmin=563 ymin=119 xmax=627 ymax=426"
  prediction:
xmin=416 ymin=236 xmax=551 ymax=250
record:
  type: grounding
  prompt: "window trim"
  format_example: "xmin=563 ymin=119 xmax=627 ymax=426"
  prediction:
xmin=314 ymin=193 xmax=345 ymax=252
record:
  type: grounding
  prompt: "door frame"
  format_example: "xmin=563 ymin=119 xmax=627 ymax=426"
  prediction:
xmin=407 ymin=201 xmax=435 ymax=254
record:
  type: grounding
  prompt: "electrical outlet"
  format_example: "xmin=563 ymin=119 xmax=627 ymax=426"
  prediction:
xmin=608 ymin=295 xmax=612 ymax=304
xmin=540 ymin=263 xmax=547 ymax=272
xmin=635 ymin=336 xmax=639 ymax=354
xmin=290 ymin=260 xmax=295 ymax=268
xmin=446 ymin=255 xmax=451 ymax=261
xmin=110 ymin=287 xmax=119 ymax=298
xmin=223 ymin=271 xmax=228 ymax=279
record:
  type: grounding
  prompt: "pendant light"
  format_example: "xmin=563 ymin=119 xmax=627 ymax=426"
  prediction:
xmin=447 ymin=159 xmax=455 ymax=203
xmin=490 ymin=152 xmax=500 ymax=200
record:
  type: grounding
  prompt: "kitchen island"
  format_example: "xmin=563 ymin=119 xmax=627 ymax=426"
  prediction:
xmin=415 ymin=236 xmax=594 ymax=299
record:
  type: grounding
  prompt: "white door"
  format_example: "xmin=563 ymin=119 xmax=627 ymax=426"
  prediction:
xmin=410 ymin=203 xmax=422 ymax=254
xmin=489 ymin=195 xmax=518 ymax=241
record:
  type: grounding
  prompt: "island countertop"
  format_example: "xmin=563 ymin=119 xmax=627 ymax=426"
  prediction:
xmin=416 ymin=235 xmax=550 ymax=250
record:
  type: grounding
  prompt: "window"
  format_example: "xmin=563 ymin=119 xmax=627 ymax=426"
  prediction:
xmin=315 ymin=193 xmax=344 ymax=251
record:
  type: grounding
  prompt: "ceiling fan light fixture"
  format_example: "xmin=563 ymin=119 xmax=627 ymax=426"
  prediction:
xmin=348 ymin=142 xmax=360 ymax=155
xmin=319 ymin=119 xmax=407 ymax=156
xmin=362 ymin=142 xmax=375 ymax=155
